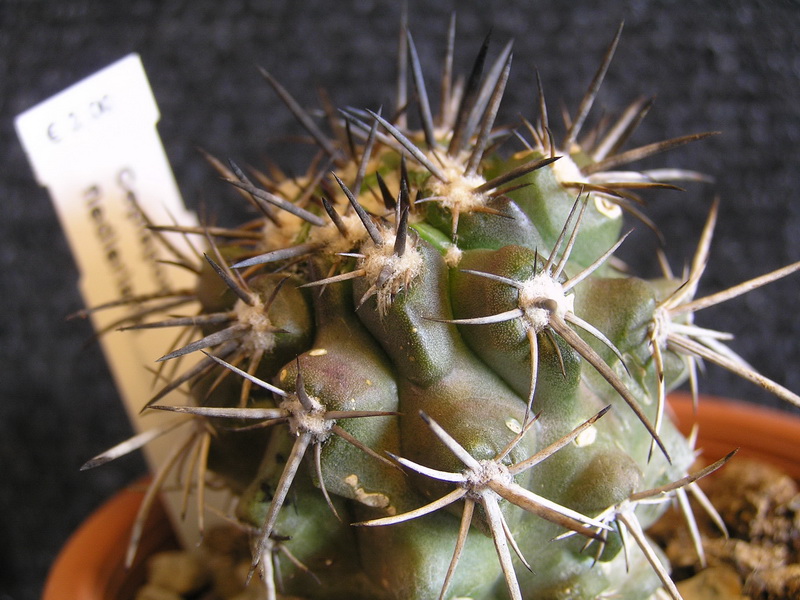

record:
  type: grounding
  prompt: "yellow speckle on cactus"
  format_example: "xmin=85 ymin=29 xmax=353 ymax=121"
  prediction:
xmin=575 ymin=425 xmax=597 ymax=447
xmin=551 ymin=155 xmax=623 ymax=219
xmin=344 ymin=474 xmax=395 ymax=514
xmin=595 ymin=195 xmax=622 ymax=218
xmin=551 ymin=153 xmax=586 ymax=186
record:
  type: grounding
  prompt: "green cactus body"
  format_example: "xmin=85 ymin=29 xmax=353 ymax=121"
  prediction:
xmin=85 ymin=15 xmax=800 ymax=600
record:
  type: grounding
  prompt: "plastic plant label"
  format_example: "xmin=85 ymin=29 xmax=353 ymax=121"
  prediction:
xmin=15 ymin=54 xmax=223 ymax=548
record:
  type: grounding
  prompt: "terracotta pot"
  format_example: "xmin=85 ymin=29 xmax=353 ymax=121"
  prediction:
xmin=43 ymin=394 xmax=800 ymax=599
xmin=668 ymin=392 xmax=800 ymax=480
xmin=42 ymin=480 xmax=179 ymax=600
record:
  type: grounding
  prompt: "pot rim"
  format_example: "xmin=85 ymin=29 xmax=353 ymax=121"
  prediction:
xmin=42 ymin=479 xmax=177 ymax=600
xmin=668 ymin=392 xmax=800 ymax=480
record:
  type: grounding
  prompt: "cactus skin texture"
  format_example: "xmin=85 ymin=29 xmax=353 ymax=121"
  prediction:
xmin=83 ymin=16 xmax=800 ymax=600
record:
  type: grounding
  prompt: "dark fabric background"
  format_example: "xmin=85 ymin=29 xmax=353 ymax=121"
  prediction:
xmin=2 ymin=1 xmax=799 ymax=598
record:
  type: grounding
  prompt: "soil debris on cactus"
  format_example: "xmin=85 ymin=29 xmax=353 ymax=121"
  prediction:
xmin=77 ymin=12 xmax=800 ymax=600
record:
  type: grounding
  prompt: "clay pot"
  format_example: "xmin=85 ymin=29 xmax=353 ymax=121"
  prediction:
xmin=668 ymin=392 xmax=800 ymax=480
xmin=43 ymin=394 xmax=800 ymax=599
xmin=42 ymin=480 xmax=179 ymax=600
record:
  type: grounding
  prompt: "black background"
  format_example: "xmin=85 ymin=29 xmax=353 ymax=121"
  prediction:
xmin=2 ymin=1 xmax=799 ymax=598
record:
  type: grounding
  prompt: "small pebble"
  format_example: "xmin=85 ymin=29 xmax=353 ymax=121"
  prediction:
xmin=134 ymin=583 xmax=184 ymax=600
xmin=676 ymin=565 xmax=747 ymax=600
xmin=147 ymin=549 xmax=211 ymax=595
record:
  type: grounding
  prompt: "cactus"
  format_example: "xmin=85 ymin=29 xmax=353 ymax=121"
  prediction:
xmin=82 ymin=15 xmax=800 ymax=600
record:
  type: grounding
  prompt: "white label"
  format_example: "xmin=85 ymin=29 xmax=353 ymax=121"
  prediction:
xmin=15 ymin=54 xmax=226 ymax=548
